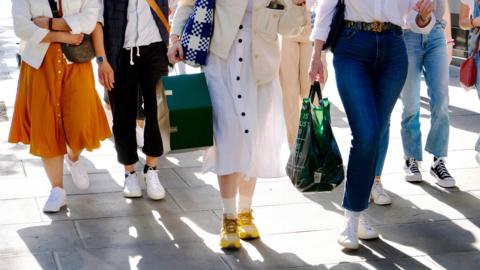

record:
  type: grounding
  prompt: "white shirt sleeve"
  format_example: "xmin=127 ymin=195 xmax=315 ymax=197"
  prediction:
xmin=98 ymin=0 xmax=104 ymax=25
xmin=12 ymin=0 xmax=49 ymax=44
xmin=461 ymin=0 xmax=474 ymax=12
xmin=405 ymin=0 xmax=435 ymax=34
xmin=310 ymin=0 xmax=337 ymax=41
xmin=63 ymin=0 xmax=100 ymax=34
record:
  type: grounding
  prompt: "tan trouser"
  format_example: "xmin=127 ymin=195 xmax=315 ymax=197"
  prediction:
xmin=280 ymin=37 xmax=328 ymax=147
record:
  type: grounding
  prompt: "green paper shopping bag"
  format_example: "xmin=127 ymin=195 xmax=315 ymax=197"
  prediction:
xmin=286 ymin=82 xmax=345 ymax=192
xmin=158 ymin=73 xmax=213 ymax=153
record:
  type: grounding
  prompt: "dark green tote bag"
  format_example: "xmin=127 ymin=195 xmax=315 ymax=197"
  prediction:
xmin=286 ymin=82 xmax=345 ymax=192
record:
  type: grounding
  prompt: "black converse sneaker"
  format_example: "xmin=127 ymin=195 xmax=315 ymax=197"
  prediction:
xmin=430 ymin=158 xmax=456 ymax=188
xmin=404 ymin=158 xmax=422 ymax=183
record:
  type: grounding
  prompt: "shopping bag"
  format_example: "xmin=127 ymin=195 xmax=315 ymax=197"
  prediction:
xmin=286 ymin=82 xmax=345 ymax=192
xmin=157 ymin=73 xmax=213 ymax=153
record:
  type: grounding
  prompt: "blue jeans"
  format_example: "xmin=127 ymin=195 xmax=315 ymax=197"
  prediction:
xmin=333 ymin=27 xmax=408 ymax=212
xmin=397 ymin=24 xmax=450 ymax=162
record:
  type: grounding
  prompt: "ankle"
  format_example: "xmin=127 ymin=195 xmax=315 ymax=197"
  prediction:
xmin=144 ymin=165 xmax=157 ymax=174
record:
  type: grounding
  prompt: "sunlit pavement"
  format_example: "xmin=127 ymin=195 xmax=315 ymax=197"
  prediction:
xmin=1 ymin=4 xmax=480 ymax=269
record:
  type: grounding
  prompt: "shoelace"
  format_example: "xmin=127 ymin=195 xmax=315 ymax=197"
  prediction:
xmin=223 ymin=218 xmax=238 ymax=233
xmin=407 ymin=158 xmax=420 ymax=174
xmin=434 ymin=159 xmax=452 ymax=179
xmin=238 ymin=211 xmax=253 ymax=225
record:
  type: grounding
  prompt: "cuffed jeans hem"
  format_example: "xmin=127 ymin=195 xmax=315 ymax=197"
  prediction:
xmin=118 ymin=156 xmax=139 ymax=166
xmin=142 ymin=148 xmax=163 ymax=158
xmin=425 ymin=147 xmax=447 ymax=159
xmin=342 ymin=204 xmax=368 ymax=213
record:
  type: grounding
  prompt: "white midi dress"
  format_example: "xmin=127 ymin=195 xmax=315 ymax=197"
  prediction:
xmin=202 ymin=0 xmax=290 ymax=179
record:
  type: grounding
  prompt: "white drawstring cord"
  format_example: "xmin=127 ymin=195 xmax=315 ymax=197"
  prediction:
xmin=128 ymin=46 xmax=141 ymax=66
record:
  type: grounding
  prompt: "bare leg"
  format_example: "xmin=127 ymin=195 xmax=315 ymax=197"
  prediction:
xmin=218 ymin=173 xmax=241 ymax=198
xmin=66 ymin=146 xmax=82 ymax=162
xmin=238 ymin=177 xmax=257 ymax=212
xmin=42 ymin=156 xmax=64 ymax=188
xmin=145 ymin=155 xmax=157 ymax=168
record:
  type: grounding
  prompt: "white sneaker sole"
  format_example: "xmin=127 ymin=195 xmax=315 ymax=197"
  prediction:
xmin=404 ymin=174 xmax=423 ymax=183
xmin=43 ymin=203 xmax=66 ymax=213
xmin=430 ymin=170 xmax=456 ymax=188
xmin=147 ymin=192 xmax=165 ymax=201
xmin=358 ymin=233 xmax=380 ymax=240
xmin=371 ymin=197 xmax=392 ymax=205
xmin=337 ymin=238 xmax=359 ymax=250
xmin=123 ymin=191 xmax=143 ymax=198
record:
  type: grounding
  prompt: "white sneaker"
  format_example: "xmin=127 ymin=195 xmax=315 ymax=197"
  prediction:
xmin=430 ymin=158 xmax=456 ymax=188
xmin=370 ymin=181 xmax=392 ymax=205
xmin=65 ymin=155 xmax=89 ymax=190
xmin=43 ymin=187 xmax=66 ymax=213
xmin=144 ymin=169 xmax=165 ymax=200
xmin=136 ymin=126 xmax=144 ymax=148
xmin=123 ymin=173 xmax=142 ymax=198
xmin=337 ymin=215 xmax=359 ymax=250
xmin=358 ymin=214 xmax=379 ymax=240
xmin=476 ymin=152 xmax=480 ymax=165
xmin=404 ymin=158 xmax=423 ymax=183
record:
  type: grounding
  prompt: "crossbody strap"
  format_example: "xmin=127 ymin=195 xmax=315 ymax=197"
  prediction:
xmin=47 ymin=0 xmax=62 ymax=18
xmin=145 ymin=0 xmax=171 ymax=33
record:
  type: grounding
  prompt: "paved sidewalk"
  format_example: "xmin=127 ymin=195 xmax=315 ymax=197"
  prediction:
xmin=1 ymin=5 xmax=480 ymax=269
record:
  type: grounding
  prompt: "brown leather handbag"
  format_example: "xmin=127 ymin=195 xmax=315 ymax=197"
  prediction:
xmin=47 ymin=0 xmax=95 ymax=63
xmin=460 ymin=35 xmax=480 ymax=90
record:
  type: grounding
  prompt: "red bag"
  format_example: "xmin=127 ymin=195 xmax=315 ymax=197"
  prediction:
xmin=460 ymin=36 xmax=480 ymax=90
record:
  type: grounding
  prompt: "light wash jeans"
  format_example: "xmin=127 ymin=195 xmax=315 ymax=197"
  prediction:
xmin=400 ymin=23 xmax=450 ymax=161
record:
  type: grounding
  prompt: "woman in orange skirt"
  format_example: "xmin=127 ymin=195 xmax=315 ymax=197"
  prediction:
xmin=10 ymin=0 xmax=111 ymax=212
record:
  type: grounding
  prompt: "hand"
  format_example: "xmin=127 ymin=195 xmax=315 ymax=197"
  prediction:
xmin=32 ymin=16 xmax=49 ymax=30
xmin=60 ymin=33 xmax=84 ymax=45
xmin=309 ymin=51 xmax=325 ymax=84
xmin=414 ymin=0 xmax=434 ymax=23
xmin=98 ymin=61 xmax=115 ymax=91
xmin=167 ymin=35 xmax=184 ymax=65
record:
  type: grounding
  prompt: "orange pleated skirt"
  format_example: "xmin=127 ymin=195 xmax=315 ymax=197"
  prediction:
xmin=9 ymin=43 xmax=112 ymax=158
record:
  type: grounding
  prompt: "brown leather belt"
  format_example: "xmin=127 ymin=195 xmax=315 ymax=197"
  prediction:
xmin=344 ymin=20 xmax=402 ymax=33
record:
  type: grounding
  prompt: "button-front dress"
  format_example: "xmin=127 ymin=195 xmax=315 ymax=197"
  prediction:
xmin=202 ymin=0 xmax=290 ymax=178
xmin=9 ymin=43 xmax=112 ymax=157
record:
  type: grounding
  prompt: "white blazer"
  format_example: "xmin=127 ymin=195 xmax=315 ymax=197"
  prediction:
xmin=172 ymin=0 xmax=307 ymax=85
xmin=12 ymin=0 xmax=99 ymax=69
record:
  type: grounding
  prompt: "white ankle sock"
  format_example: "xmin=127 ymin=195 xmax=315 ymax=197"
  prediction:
xmin=345 ymin=209 xmax=361 ymax=219
xmin=222 ymin=197 xmax=237 ymax=218
xmin=238 ymin=195 xmax=253 ymax=212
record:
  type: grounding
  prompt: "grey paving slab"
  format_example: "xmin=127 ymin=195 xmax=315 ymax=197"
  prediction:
xmin=0 ymin=158 xmax=24 ymax=179
xmin=55 ymin=243 xmax=228 ymax=270
xmin=0 ymin=252 xmax=57 ymax=270
xmin=0 ymin=198 xmax=42 ymax=225
xmin=365 ymin=189 xmax=480 ymax=225
xmin=373 ymin=218 xmax=480 ymax=259
xmin=74 ymin=211 xmax=219 ymax=249
xmin=0 ymin=177 xmax=51 ymax=199
xmin=218 ymin=230 xmax=387 ymax=269
xmin=37 ymin=192 xmax=182 ymax=222
xmin=0 ymin=221 xmax=81 ymax=254
xmin=285 ymin=256 xmax=441 ymax=270
xmin=173 ymin=167 xmax=220 ymax=188
xmin=157 ymin=151 xmax=204 ymax=169
xmin=429 ymin=251 xmax=480 ymax=270
xmin=168 ymin=180 xmax=313 ymax=212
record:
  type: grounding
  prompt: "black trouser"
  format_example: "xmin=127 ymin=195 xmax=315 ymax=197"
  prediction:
xmin=109 ymin=42 xmax=168 ymax=165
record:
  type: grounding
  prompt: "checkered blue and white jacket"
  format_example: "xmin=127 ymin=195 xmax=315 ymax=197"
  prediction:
xmin=181 ymin=0 xmax=215 ymax=67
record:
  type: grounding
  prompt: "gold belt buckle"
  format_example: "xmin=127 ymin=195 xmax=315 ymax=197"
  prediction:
xmin=372 ymin=20 xmax=383 ymax=32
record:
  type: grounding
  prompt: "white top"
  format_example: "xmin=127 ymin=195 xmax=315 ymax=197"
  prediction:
xmin=12 ymin=0 xmax=99 ymax=69
xmin=124 ymin=0 xmax=162 ymax=48
xmin=311 ymin=0 xmax=436 ymax=42
xmin=98 ymin=0 xmax=162 ymax=48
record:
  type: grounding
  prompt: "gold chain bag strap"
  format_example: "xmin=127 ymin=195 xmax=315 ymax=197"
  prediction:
xmin=47 ymin=0 xmax=95 ymax=63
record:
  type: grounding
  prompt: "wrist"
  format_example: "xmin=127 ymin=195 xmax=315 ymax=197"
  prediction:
xmin=170 ymin=35 xmax=181 ymax=44
xmin=48 ymin=18 xmax=53 ymax=31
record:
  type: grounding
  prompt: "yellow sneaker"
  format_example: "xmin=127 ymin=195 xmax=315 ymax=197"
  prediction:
xmin=237 ymin=210 xmax=260 ymax=240
xmin=220 ymin=215 xmax=241 ymax=249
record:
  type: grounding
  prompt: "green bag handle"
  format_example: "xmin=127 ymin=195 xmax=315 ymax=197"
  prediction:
xmin=309 ymin=82 xmax=323 ymax=102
